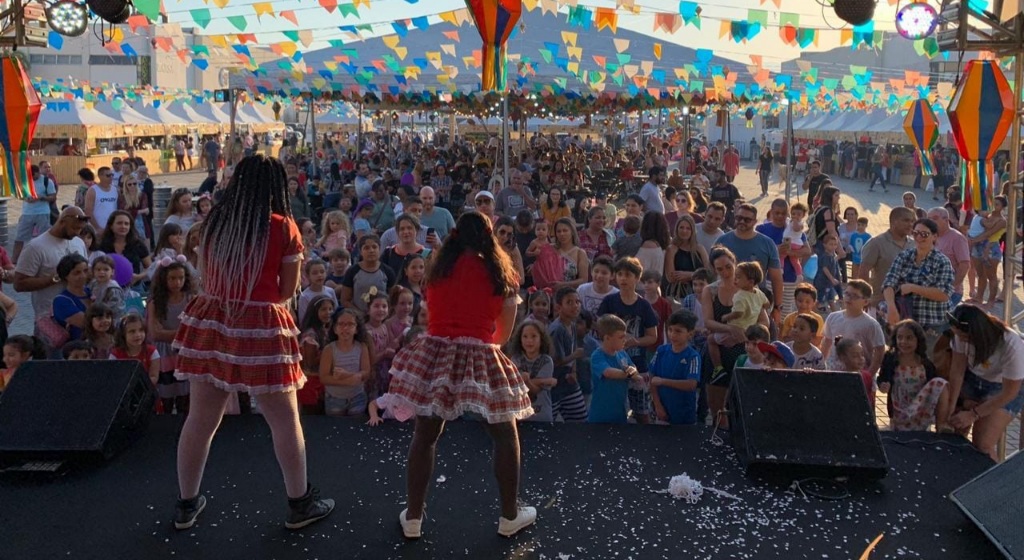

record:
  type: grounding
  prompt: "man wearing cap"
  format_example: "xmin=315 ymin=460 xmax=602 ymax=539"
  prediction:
xmin=495 ymin=169 xmax=537 ymax=218
xmin=474 ymin=190 xmax=496 ymax=222
xmin=594 ymin=192 xmax=617 ymax=224
xmin=14 ymin=207 xmax=88 ymax=344
xmin=639 ymin=166 xmax=666 ymax=215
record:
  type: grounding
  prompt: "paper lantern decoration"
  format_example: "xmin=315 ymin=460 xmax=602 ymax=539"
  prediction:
xmin=744 ymin=107 xmax=755 ymax=128
xmin=464 ymin=0 xmax=523 ymax=92
xmin=0 ymin=56 xmax=42 ymax=199
xmin=948 ymin=60 xmax=1014 ymax=212
xmin=902 ymin=99 xmax=939 ymax=177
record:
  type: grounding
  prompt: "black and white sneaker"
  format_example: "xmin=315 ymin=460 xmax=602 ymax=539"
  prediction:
xmin=174 ymin=494 xmax=207 ymax=530
xmin=285 ymin=485 xmax=335 ymax=530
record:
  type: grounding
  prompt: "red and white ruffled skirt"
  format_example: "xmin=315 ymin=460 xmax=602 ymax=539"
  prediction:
xmin=173 ymin=295 xmax=305 ymax=394
xmin=387 ymin=335 xmax=534 ymax=424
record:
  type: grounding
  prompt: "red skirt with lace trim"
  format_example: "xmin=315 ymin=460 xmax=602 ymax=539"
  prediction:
xmin=386 ymin=335 xmax=533 ymax=424
xmin=173 ymin=294 xmax=305 ymax=394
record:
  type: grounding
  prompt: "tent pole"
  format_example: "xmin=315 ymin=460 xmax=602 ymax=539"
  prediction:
xmin=310 ymin=98 xmax=317 ymax=172
xmin=503 ymin=92 xmax=510 ymax=190
xmin=357 ymin=101 xmax=363 ymax=155
xmin=998 ymin=48 xmax=1024 ymax=462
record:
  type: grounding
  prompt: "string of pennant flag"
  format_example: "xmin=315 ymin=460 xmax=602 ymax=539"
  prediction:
xmin=38 ymin=0 xmax=1007 ymax=116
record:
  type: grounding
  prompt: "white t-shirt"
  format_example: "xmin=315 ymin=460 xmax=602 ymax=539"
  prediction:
xmin=952 ymin=330 xmax=1024 ymax=383
xmin=14 ymin=233 xmax=88 ymax=318
xmin=792 ymin=345 xmax=825 ymax=369
xmin=89 ymin=184 xmax=119 ymax=229
xmin=576 ymin=282 xmax=619 ymax=317
xmin=822 ymin=310 xmax=886 ymax=370
xmin=639 ymin=181 xmax=665 ymax=214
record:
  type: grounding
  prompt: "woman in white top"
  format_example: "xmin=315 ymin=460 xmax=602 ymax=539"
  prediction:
xmin=634 ymin=211 xmax=668 ymax=284
xmin=946 ymin=304 xmax=1024 ymax=460
xmin=86 ymin=175 xmax=120 ymax=234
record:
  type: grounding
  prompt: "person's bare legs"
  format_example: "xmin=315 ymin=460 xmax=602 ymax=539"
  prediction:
xmin=483 ymin=421 xmax=520 ymax=520
xmin=984 ymin=263 xmax=1000 ymax=307
xmin=176 ymin=380 xmax=232 ymax=499
xmin=972 ymin=257 xmax=987 ymax=303
xmin=406 ymin=416 xmax=446 ymax=520
xmin=253 ymin=390 xmax=308 ymax=498
xmin=972 ymin=410 xmax=1014 ymax=461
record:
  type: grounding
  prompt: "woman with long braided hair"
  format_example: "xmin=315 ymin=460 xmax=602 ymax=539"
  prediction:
xmin=388 ymin=211 xmax=536 ymax=540
xmin=171 ymin=154 xmax=334 ymax=531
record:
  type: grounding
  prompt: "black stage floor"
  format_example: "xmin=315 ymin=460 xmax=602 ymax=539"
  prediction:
xmin=0 ymin=416 xmax=1002 ymax=559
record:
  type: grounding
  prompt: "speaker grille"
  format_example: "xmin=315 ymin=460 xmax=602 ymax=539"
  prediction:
xmin=729 ymin=368 xmax=889 ymax=479
xmin=0 ymin=360 xmax=155 ymax=462
xmin=950 ymin=451 xmax=1024 ymax=559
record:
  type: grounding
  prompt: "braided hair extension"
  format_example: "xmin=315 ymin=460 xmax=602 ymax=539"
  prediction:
xmin=200 ymin=154 xmax=291 ymax=306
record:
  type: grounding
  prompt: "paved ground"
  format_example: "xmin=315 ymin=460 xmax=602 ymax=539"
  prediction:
xmin=4 ymin=163 xmax=1020 ymax=454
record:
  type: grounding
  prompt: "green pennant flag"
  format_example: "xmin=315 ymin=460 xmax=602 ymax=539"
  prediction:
xmin=339 ymin=3 xmax=359 ymax=17
xmin=227 ymin=15 xmax=248 ymax=32
xmin=190 ymin=8 xmax=212 ymax=29
xmin=283 ymin=30 xmax=300 ymax=41
xmin=135 ymin=0 xmax=161 ymax=21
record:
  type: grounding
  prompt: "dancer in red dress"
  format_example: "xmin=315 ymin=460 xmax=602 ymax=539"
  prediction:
xmin=172 ymin=154 xmax=334 ymax=530
xmin=388 ymin=211 xmax=537 ymax=539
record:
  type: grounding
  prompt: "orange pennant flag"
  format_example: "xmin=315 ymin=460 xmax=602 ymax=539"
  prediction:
xmin=653 ymin=43 xmax=662 ymax=60
xmin=442 ymin=30 xmax=460 ymax=41
xmin=594 ymin=8 xmax=617 ymax=32
xmin=281 ymin=10 xmax=298 ymax=26
xmin=319 ymin=0 xmax=337 ymax=14
xmin=126 ymin=14 xmax=149 ymax=33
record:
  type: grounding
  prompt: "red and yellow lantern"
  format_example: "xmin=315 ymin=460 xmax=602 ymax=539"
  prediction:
xmin=0 ymin=55 xmax=42 ymax=198
xmin=464 ymin=0 xmax=523 ymax=92
xmin=947 ymin=60 xmax=1014 ymax=212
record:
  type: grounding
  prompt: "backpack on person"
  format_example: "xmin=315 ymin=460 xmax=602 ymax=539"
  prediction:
xmin=806 ymin=206 xmax=830 ymax=247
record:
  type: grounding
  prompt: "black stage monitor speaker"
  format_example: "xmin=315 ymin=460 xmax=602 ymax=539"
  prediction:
xmin=950 ymin=451 xmax=1024 ymax=559
xmin=728 ymin=368 xmax=889 ymax=479
xmin=0 ymin=360 xmax=156 ymax=464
